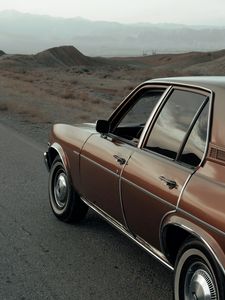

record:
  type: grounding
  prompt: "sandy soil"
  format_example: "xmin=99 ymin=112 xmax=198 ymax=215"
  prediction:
xmin=0 ymin=46 xmax=225 ymax=144
xmin=0 ymin=65 xmax=140 ymax=145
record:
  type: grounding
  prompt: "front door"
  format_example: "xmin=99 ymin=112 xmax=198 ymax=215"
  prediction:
xmin=80 ymin=86 xmax=166 ymax=226
xmin=80 ymin=134 xmax=133 ymax=225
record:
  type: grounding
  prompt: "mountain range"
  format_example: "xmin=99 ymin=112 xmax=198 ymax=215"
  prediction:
xmin=1 ymin=10 xmax=225 ymax=56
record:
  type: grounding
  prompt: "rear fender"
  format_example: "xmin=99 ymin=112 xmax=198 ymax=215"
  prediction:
xmin=161 ymin=212 xmax=225 ymax=275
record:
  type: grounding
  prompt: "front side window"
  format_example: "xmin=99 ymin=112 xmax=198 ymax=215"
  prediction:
xmin=112 ymin=89 xmax=165 ymax=144
xmin=145 ymin=89 xmax=208 ymax=163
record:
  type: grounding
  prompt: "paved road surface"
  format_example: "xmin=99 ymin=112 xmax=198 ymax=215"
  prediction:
xmin=0 ymin=122 xmax=173 ymax=300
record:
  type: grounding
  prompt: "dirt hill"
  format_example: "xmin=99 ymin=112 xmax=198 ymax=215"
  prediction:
xmin=35 ymin=46 xmax=93 ymax=67
xmin=182 ymin=52 xmax=225 ymax=75
xmin=0 ymin=46 xmax=103 ymax=69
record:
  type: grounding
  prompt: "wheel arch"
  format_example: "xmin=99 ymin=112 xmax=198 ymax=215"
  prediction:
xmin=161 ymin=214 xmax=225 ymax=276
xmin=48 ymin=143 xmax=70 ymax=172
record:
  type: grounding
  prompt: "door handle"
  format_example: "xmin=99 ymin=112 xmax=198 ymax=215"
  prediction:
xmin=113 ymin=155 xmax=126 ymax=165
xmin=159 ymin=176 xmax=178 ymax=190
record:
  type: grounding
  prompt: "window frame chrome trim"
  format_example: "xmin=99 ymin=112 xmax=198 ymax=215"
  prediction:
xmin=200 ymin=90 xmax=214 ymax=167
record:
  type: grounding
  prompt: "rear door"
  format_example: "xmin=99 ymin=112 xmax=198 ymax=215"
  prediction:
xmin=121 ymin=87 xmax=211 ymax=249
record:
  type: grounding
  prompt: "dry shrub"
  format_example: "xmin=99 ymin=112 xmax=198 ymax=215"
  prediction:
xmin=70 ymin=79 xmax=78 ymax=84
xmin=0 ymin=103 xmax=8 ymax=111
xmin=78 ymin=91 xmax=89 ymax=102
xmin=25 ymin=78 xmax=34 ymax=83
xmin=61 ymin=90 xmax=75 ymax=99
xmin=11 ymin=74 xmax=22 ymax=80
xmin=92 ymin=99 xmax=101 ymax=105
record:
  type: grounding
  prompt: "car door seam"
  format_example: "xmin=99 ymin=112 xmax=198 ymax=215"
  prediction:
xmin=119 ymin=153 xmax=134 ymax=232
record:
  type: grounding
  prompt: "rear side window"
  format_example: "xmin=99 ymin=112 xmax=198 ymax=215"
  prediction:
xmin=179 ymin=102 xmax=209 ymax=167
xmin=144 ymin=89 xmax=209 ymax=167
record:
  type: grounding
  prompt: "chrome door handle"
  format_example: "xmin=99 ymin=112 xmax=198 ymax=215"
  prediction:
xmin=113 ymin=155 xmax=126 ymax=165
xmin=159 ymin=176 xmax=178 ymax=190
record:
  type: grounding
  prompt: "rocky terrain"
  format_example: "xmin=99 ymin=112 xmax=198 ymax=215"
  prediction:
xmin=0 ymin=45 xmax=225 ymax=144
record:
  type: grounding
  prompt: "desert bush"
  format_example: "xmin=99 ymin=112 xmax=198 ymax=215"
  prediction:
xmin=61 ymin=90 xmax=75 ymax=99
xmin=92 ymin=99 xmax=101 ymax=105
xmin=81 ymin=67 xmax=89 ymax=73
xmin=78 ymin=91 xmax=89 ymax=102
xmin=0 ymin=103 xmax=8 ymax=111
xmin=70 ymin=79 xmax=78 ymax=84
xmin=25 ymin=78 xmax=34 ymax=83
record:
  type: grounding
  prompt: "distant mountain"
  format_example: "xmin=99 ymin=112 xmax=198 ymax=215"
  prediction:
xmin=0 ymin=50 xmax=5 ymax=56
xmin=1 ymin=10 xmax=225 ymax=56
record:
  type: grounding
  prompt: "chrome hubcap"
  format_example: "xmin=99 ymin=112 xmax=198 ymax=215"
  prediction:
xmin=185 ymin=266 xmax=217 ymax=300
xmin=54 ymin=172 xmax=68 ymax=208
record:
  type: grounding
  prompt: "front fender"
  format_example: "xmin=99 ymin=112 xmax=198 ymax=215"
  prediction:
xmin=44 ymin=142 xmax=70 ymax=173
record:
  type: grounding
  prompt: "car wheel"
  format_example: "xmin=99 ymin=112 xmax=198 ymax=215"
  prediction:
xmin=174 ymin=239 xmax=225 ymax=300
xmin=48 ymin=156 xmax=88 ymax=223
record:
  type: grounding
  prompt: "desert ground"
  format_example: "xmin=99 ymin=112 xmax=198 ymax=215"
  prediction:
xmin=1 ymin=45 xmax=225 ymax=143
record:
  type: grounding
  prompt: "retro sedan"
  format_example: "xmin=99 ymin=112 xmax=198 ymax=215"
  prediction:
xmin=44 ymin=77 xmax=225 ymax=299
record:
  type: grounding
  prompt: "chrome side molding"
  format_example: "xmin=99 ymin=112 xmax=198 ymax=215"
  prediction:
xmin=81 ymin=196 xmax=174 ymax=271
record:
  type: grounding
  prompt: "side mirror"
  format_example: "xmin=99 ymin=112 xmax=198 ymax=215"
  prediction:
xmin=96 ymin=120 xmax=110 ymax=134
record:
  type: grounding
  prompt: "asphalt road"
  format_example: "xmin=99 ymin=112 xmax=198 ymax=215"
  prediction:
xmin=0 ymin=122 xmax=173 ymax=300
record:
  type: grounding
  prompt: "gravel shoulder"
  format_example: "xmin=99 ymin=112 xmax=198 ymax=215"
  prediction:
xmin=0 ymin=109 xmax=51 ymax=146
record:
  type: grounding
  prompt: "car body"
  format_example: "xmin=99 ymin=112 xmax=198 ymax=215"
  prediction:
xmin=44 ymin=77 xmax=225 ymax=299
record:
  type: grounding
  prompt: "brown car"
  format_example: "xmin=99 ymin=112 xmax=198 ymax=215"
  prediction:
xmin=44 ymin=77 xmax=225 ymax=299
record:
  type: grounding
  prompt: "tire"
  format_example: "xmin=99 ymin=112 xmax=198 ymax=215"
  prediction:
xmin=174 ymin=238 xmax=225 ymax=300
xmin=48 ymin=156 xmax=88 ymax=223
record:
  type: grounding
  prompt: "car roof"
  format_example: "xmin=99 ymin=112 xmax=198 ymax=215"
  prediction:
xmin=146 ymin=76 xmax=225 ymax=91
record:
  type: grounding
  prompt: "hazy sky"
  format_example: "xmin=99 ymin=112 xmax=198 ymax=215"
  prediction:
xmin=0 ymin=0 xmax=225 ymax=26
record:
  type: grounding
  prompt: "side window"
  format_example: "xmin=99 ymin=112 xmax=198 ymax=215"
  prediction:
xmin=112 ymin=89 xmax=165 ymax=144
xmin=145 ymin=89 xmax=208 ymax=161
xmin=179 ymin=102 xmax=209 ymax=167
